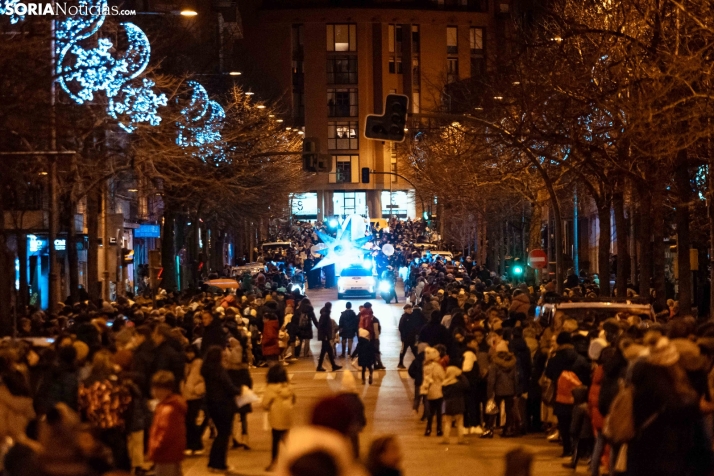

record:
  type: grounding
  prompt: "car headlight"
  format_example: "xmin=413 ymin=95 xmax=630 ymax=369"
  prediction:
xmin=379 ymin=281 xmax=392 ymax=292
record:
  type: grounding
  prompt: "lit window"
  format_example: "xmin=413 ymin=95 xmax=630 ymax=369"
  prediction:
xmin=447 ymin=26 xmax=458 ymax=55
xmin=328 ymin=121 xmax=359 ymax=150
xmin=329 ymin=155 xmax=359 ymax=183
xmin=327 ymin=24 xmax=357 ymax=52
xmin=470 ymin=27 xmax=483 ymax=52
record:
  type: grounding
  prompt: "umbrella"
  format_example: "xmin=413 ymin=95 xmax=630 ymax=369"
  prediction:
xmin=205 ymin=278 xmax=240 ymax=290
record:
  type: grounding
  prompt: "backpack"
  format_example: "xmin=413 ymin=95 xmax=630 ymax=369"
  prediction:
xmin=555 ymin=370 xmax=582 ymax=404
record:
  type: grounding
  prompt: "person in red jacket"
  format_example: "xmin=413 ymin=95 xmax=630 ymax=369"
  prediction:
xmin=359 ymin=303 xmax=375 ymax=340
xmin=148 ymin=371 xmax=188 ymax=476
xmin=262 ymin=312 xmax=281 ymax=362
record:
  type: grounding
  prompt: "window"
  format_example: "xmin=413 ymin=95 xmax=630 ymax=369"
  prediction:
xmin=412 ymin=25 xmax=420 ymax=53
xmin=328 ymin=121 xmax=359 ymax=150
xmin=329 ymin=155 xmax=359 ymax=183
xmin=327 ymin=56 xmax=358 ymax=84
xmin=292 ymin=24 xmax=304 ymax=57
xmin=412 ymin=58 xmax=420 ymax=86
xmin=447 ymin=26 xmax=458 ymax=55
xmin=388 ymin=24 xmax=403 ymax=53
xmin=327 ymin=24 xmax=357 ymax=52
xmin=389 ymin=24 xmax=403 ymax=75
xmin=471 ymin=57 xmax=486 ymax=77
xmin=327 ymin=88 xmax=358 ymax=117
xmin=469 ymin=27 xmax=485 ymax=78
xmin=447 ymin=58 xmax=459 ymax=83
xmin=469 ymin=27 xmax=483 ymax=53
xmin=412 ymin=91 xmax=420 ymax=113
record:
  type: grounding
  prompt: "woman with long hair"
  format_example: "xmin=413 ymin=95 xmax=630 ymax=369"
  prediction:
xmin=366 ymin=435 xmax=403 ymax=476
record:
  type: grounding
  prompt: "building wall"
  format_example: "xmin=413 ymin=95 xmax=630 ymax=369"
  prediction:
xmin=234 ymin=1 xmax=502 ymax=218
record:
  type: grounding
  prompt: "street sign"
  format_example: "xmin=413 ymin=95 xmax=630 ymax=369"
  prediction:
xmin=528 ymin=249 xmax=548 ymax=269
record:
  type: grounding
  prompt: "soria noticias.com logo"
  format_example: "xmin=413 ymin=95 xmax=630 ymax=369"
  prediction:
xmin=2 ymin=2 xmax=136 ymax=16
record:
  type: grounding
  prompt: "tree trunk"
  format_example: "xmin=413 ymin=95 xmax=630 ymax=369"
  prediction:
xmin=597 ymin=193 xmax=612 ymax=297
xmin=86 ymin=188 xmax=100 ymax=301
xmin=636 ymin=182 xmax=653 ymax=298
xmin=66 ymin=203 xmax=80 ymax=304
xmin=161 ymin=207 xmax=177 ymax=291
xmin=675 ymin=160 xmax=692 ymax=315
xmin=613 ymin=182 xmax=629 ymax=298
xmin=651 ymin=187 xmax=667 ymax=310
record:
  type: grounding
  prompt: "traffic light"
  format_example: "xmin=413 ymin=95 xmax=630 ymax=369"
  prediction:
xmin=512 ymin=264 xmax=524 ymax=276
xmin=302 ymin=137 xmax=319 ymax=172
xmin=361 ymin=167 xmax=370 ymax=184
xmin=365 ymin=94 xmax=409 ymax=142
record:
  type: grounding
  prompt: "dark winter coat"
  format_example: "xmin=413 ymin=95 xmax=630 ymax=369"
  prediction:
xmin=202 ymin=319 xmax=227 ymax=355
xmin=487 ymin=352 xmax=518 ymax=398
xmin=132 ymin=340 xmax=156 ymax=396
xmin=545 ymin=344 xmax=590 ymax=414
xmin=408 ymin=351 xmax=425 ymax=387
xmin=201 ymin=364 xmax=240 ymax=412
xmin=317 ymin=307 xmax=333 ymax=341
xmin=627 ymin=361 xmax=714 ymax=476
xmin=356 ymin=337 xmax=376 ymax=367
xmin=399 ymin=311 xmax=425 ymax=343
xmin=442 ymin=375 xmax=469 ymax=415
xmin=338 ymin=309 xmax=359 ymax=339
xmin=297 ymin=304 xmax=318 ymax=340
xmin=418 ymin=321 xmax=450 ymax=348
xmin=509 ymin=336 xmax=532 ymax=395
xmin=34 ymin=362 xmax=79 ymax=414
xmin=153 ymin=339 xmax=186 ymax=393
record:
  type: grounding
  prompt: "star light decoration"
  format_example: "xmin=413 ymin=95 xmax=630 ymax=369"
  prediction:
xmin=311 ymin=215 xmax=372 ymax=271
xmin=176 ymin=81 xmax=226 ymax=163
xmin=48 ymin=0 xmax=166 ymax=131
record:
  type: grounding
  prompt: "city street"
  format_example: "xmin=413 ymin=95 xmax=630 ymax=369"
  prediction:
xmin=182 ymin=286 xmax=576 ymax=476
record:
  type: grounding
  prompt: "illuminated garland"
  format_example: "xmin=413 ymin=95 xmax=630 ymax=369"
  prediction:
xmin=108 ymin=78 xmax=167 ymax=133
xmin=50 ymin=0 xmax=164 ymax=131
xmin=176 ymin=81 xmax=226 ymax=163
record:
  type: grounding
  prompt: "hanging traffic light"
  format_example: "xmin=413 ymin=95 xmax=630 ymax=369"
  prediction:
xmin=365 ymin=94 xmax=409 ymax=142
xmin=302 ymin=137 xmax=318 ymax=172
xmin=361 ymin=167 xmax=370 ymax=184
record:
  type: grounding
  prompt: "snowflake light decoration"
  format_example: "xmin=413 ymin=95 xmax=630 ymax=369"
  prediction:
xmin=108 ymin=78 xmax=168 ymax=133
xmin=0 ymin=0 xmax=25 ymax=24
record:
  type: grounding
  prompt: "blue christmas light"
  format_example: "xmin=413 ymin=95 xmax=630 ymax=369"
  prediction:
xmin=108 ymin=78 xmax=168 ymax=133
xmin=0 ymin=0 xmax=25 ymax=24
xmin=60 ymin=38 xmax=130 ymax=103
xmin=176 ymin=81 xmax=227 ymax=163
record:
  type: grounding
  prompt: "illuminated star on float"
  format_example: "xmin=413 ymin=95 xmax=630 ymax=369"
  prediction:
xmin=312 ymin=215 xmax=372 ymax=270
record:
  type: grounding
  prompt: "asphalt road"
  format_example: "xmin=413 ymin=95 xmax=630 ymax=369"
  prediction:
xmin=183 ymin=285 xmax=582 ymax=476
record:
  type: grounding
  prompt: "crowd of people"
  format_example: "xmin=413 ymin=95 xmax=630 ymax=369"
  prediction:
xmin=3 ymin=217 xmax=714 ymax=476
